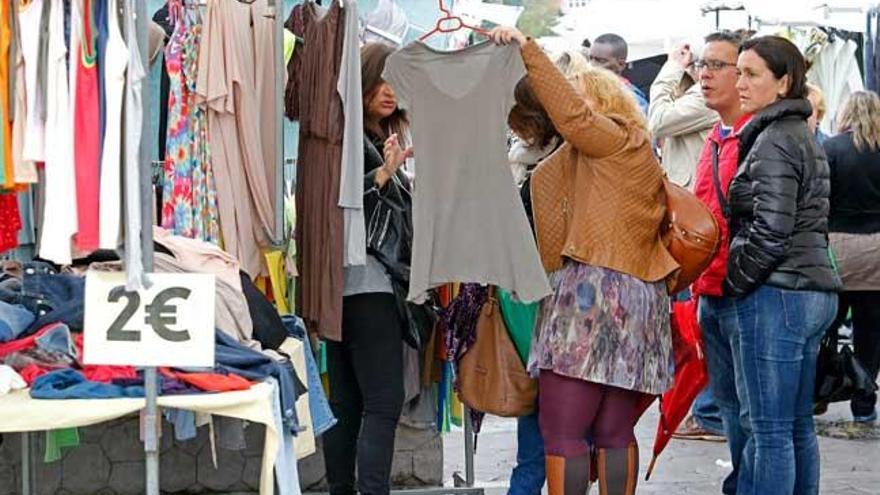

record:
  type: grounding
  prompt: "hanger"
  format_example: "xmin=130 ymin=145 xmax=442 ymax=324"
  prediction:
xmin=419 ymin=0 xmax=488 ymax=42
xmin=314 ymin=0 xmax=344 ymax=8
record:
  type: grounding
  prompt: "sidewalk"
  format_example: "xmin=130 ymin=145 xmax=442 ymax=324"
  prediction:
xmin=443 ymin=401 xmax=880 ymax=495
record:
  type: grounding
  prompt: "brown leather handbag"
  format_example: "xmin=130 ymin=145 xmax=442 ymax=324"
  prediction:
xmin=661 ymin=179 xmax=721 ymax=294
xmin=457 ymin=288 xmax=537 ymax=417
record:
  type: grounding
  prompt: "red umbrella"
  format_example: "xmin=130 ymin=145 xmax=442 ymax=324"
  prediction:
xmin=644 ymin=298 xmax=710 ymax=480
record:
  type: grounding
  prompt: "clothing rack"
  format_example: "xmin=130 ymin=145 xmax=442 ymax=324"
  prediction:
xmin=700 ymin=4 xmax=746 ymax=31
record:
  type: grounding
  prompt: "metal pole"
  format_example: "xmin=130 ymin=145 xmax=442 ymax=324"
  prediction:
xmin=463 ymin=406 xmax=475 ymax=487
xmin=130 ymin=0 xmax=158 ymax=492
xmin=271 ymin=0 xmax=285 ymax=243
xmin=21 ymin=433 xmax=30 ymax=495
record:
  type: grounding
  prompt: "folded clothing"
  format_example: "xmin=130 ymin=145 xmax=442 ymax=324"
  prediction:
xmin=160 ymin=368 xmax=252 ymax=392
xmin=215 ymin=330 xmax=306 ymax=434
xmin=0 ymin=301 xmax=35 ymax=343
xmin=30 ymin=369 xmax=146 ymax=399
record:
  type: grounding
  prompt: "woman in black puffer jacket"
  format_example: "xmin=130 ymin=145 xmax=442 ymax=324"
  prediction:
xmin=724 ymin=36 xmax=841 ymax=495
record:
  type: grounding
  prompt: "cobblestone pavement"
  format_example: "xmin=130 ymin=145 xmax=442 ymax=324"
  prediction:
xmin=444 ymin=401 xmax=880 ymax=495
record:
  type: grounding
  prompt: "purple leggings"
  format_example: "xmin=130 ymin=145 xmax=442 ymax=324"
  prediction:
xmin=538 ymin=370 xmax=647 ymax=457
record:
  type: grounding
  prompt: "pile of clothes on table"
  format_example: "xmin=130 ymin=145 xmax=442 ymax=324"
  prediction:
xmin=0 ymin=228 xmax=335 ymax=441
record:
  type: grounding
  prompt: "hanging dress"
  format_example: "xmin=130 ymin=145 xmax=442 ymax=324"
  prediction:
xmin=161 ymin=0 xmax=218 ymax=243
xmin=72 ymin=0 xmax=100 ymax=252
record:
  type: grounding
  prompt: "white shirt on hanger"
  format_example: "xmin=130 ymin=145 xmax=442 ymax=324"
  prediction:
xmin=98 ymin=0 xmax=128 ymax=249
xmin=38 ymin=0 xmax=78 ymax=265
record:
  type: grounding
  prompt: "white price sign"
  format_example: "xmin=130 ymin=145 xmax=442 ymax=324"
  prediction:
xmin=83 ymin=271 xmax=216 ymax=367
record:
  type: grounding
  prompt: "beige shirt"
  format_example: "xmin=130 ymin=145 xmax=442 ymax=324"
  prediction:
xmin=648 ymin=60 xmax=718 ymax=190
xmin=384 ymin=42 xmax=551 ymax=303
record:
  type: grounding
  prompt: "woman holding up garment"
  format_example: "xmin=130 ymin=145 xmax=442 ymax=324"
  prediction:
xmin=491 ymin=27 xmax=678 ymax=495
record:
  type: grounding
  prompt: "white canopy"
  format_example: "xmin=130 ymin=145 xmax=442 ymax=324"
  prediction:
xmin=451 ymin=0 xmax=878 ymax=60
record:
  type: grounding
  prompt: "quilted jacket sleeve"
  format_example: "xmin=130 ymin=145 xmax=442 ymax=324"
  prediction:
xmin=723 ymin=133 xmax=800 ymax=297
xmin=520 ymin=41 xmax=629 ymax=158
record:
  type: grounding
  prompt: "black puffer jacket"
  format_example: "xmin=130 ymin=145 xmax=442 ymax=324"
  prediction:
xmin=723 ymin=98 xmax=842 ymax=297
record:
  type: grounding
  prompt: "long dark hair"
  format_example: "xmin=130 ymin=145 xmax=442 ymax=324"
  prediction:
xmin=740 ymin=36 xmax=807 ymax=100
xmin=508 ymin=77 xmax=559 ymax=149
xmin=361 ymin=43 xmax=408 ymax=142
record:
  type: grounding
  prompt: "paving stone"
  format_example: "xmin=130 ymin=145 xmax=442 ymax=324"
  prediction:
xmin=244 ymin=423 xmax=266 ymax=456
xmin=0 ymin=463 xmax=16 ymax=495
xmin=101 ymin=420 xmax=144 ymax=463
xmin=412 ymin=436 xmax=443 ymax=485
xmin=108 ymin=461 xmax=145 ymax=495
xmin=196 ymin=444 xmax=244 ymax=491
xmin=33 ymin=450 xmax=62 ymax=495
xmin=60 ymin=444 xmax=111 ymax=494
xmin=79 ymin=421 xmax=110 ymax=443
xmin=159 ymin=447 xmax=197 ymax=493
xmin=297 ymin=442 xmax=327 ymax=490
xmin=242 ymin=456 xmax=263 ymax=491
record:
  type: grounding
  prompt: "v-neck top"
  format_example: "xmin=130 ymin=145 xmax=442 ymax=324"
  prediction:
xmin=383 ymin=42 xmax=551 ymax=303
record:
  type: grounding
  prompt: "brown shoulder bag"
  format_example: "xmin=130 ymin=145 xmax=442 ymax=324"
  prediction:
xmin=457 ymin=287 xmax=537 ymax=417
xmin=661 ymin=179 xmax=721 ymax=294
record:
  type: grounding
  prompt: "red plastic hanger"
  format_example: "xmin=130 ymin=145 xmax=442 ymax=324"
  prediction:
xmin=419 ymin=0 xmax=488 ymax=42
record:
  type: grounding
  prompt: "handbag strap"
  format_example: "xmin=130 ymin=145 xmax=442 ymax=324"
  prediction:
xmin=711 ymin=141 xmax=730 ymax=218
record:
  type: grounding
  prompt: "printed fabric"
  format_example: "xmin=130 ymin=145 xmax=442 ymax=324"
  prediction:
xmin=161 ymin=0 xmax=218 ymax=243
xmin=531 ymin=260 xmax=674 ymax=396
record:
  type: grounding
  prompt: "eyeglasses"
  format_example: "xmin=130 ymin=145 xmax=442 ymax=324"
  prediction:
xmin=693 ymin=60 xmax=738 ymax=72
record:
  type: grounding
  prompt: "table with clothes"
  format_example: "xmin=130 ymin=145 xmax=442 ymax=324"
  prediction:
xmin=0 ymin=232 xmax=336 ymax=495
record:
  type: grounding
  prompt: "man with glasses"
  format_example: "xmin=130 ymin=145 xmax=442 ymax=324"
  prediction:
xmin=687 ymin=30 xmax=754 ymax=495
xmin=590 ymin=33 xmax=649 ymax=113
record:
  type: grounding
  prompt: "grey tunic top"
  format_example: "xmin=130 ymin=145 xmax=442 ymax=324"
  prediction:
xmin=383 ymin=42 xmax=551 ymax=303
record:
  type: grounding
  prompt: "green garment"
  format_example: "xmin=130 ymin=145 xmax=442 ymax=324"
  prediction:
xmin=498 ymin=289 xmax=539 ymax=366
xmin=45 ymin=428 xmax=80 ymax=463
xmin=284 ymin=29 xmax=296 ymax=65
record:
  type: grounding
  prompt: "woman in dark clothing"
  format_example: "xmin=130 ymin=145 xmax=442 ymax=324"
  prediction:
xmin=726 ymin=36 xmax=841 ymax=494
xmin=823 ymin=91 xmax=880 ymax=423
xmin=322 ymin=42 xmax=413 ymax=495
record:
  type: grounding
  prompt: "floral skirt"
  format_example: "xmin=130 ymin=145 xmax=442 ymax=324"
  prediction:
xmin=530 ymin=260 xmax=674 ymax=395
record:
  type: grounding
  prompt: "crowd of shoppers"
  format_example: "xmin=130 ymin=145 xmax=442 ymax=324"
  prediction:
xmin=488 ymin=23 xmax=872 ymax=495
xmin=330 ymin=19 xmax=879 ymax=495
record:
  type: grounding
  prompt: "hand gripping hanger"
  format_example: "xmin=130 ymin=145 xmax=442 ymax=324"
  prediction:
xmin=419 ymin=0 xmax=488 ymax=42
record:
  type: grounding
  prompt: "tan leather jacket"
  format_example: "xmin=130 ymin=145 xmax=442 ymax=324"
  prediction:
xmin=523 ymin=41 xmax=679 ymax=283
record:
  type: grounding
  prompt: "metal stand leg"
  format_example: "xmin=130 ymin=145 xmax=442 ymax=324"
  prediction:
xmin=463 ymin=406 xmax=475 ymax=488
xmin=21 ymin=432 xmax=30 ymax=495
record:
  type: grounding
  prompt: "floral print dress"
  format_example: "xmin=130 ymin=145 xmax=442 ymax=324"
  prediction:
xmin=530 ymin=260 xmax=674 ymax=395
xmin=161 ymin=0 xmax=218 ymax=243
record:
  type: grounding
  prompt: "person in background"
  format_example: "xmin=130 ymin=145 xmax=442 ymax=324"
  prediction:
xmin=726 ymin=36 xmax=840 ymax=494
xmin=505 ymin=50 xmax=586 ymax=495
xmin=806 ymin=83 xmax=830 ymax=145
xmin=823 ymin=91 xmax=880 ymax=424
xmin=493 ymin=26 xmax=678 ymax=495
xmin=647 ymin=39 xmax=724 ymax=443
xmin=322 ymin=42 xmax=414 ymax=495
xmin=648 ymin=42 xmax=719 ymax=189
xmin=590 ymin=33 xmax=649 ymax=114
xmin=686 ymin=30 xmax=753 ymax=494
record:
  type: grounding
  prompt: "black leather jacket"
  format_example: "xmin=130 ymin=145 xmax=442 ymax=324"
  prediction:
xmin=724 ymin=99 xmax=842 ymax=297
xmin=362 ymin=135 xmax=413 ymax=283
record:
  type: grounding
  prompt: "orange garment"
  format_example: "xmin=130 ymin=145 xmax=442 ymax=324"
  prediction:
xmin=0 ymin=0 xmax=13 ymax=189
xmin=160 ymin=368 xmax=253 ymax=392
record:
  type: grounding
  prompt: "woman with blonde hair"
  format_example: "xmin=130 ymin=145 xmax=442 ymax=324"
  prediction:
xmin=492 ymin=26 xmax=678 ymax=494
xmin=823 ymin=90 xmax=880 ymax=423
